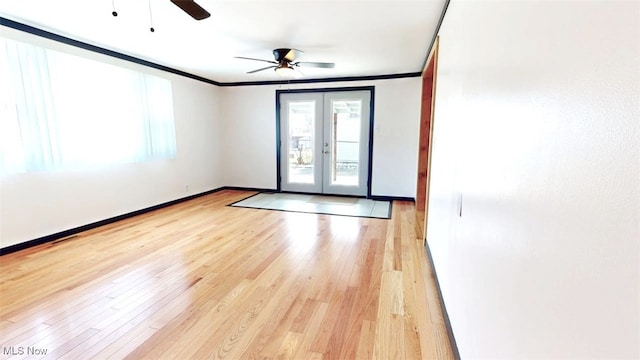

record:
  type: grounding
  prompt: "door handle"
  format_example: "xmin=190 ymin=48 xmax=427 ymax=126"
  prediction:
xmin=323 ymin=150 xmax=330 ymax=154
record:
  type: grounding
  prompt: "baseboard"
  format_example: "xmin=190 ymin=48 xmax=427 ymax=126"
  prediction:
xmin=424 ymin=240 xmax=461 ymax=359
xmin=220 ymin=186 xmax=277 ymax=193
xmin=0 ymin=187 xmax=411 ymax=256
xmin=0 ymin=187 xmax=231 ymax=256
xmin=369 ymin=195 xmax=415 ymax=202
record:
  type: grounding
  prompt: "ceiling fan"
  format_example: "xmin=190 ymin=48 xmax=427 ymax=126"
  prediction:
xmin=236 ymin=48 xmax=335 ymax=76
xmin=170 ymin=0 xmax=211 ymax=20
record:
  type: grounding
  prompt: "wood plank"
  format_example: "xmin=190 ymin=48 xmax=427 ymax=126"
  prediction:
xmin=355 ymin=320 xmax=376 ymax=360
xmin=0 ymin=190 xmax=453 ymax=359
xmin=291 ymin=300 xmax=329 ymax=359
xmin=274 ymin=331 xmax=302 ymax=360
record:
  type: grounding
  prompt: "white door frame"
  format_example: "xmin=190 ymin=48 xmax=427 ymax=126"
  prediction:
xmin=276 ymin=87 xmax=375 ymax=197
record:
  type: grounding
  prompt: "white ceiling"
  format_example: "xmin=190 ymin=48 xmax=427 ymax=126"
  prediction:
xmin=0 ymin=0 xmax=446 ymax=83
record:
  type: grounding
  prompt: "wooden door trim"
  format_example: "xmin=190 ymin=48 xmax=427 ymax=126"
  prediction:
xmin=415 ymin=37 xmax=439 ymax=244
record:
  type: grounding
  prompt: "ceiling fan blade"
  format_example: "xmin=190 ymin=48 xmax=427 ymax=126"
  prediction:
xmin=170 ymin=0 xmax=211 ymax=20
xmin=295 ymin=62 xmax=335 ymax=69
xmin=247 ymin=66 xmax=277 ymax=74
xmin=235 ymin=56 xmax=278 ymax=65
xmin=273 ymin=48 xmax=303 ymax=62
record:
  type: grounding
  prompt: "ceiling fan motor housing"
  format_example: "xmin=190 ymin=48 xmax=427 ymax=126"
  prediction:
xmin=273 ymin=48 xmax=299 ymax=62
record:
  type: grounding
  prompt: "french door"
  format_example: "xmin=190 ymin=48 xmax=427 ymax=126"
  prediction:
xmin=279 ymin=90 xmax=371 ymax=196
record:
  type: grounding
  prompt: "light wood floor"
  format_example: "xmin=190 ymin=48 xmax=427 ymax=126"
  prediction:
xmin=0 ymin=190 xmax=453 ymax=359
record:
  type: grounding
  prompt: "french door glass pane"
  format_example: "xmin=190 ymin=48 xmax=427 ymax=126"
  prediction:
xmin=330 ymin=100 xmax=361 ymax=186
xmin=288 ymin=101 xmax=315 ymax=184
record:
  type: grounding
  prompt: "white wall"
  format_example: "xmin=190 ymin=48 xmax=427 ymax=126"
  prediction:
xmin=220 ymin=78 xmax=421 ymax=198
xmin=0 ymin=27 xmax=224 ymax=248
xmin=428 ymin=1 xmax=640 ymax=358
xmin=0 ymin=26 xmax=421 ymax=249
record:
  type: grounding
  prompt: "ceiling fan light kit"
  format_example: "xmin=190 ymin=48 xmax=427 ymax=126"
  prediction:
xmin=275 ymin=64 xmax=295 ymax=77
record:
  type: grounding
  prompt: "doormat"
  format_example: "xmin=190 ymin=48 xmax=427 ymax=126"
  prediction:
xmin=229 ymin=192 xmax=391 ymax=219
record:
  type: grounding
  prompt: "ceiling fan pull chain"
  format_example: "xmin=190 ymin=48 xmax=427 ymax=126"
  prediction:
xmin=148 ymin=0 xmax=155 ymax=32
xmin=111 ymin=0 xmax=118 ymax=16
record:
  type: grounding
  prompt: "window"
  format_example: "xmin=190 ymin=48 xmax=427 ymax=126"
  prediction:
xmin=0 ymin=37 xmax=176 ymax=175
